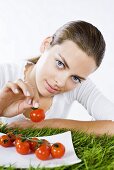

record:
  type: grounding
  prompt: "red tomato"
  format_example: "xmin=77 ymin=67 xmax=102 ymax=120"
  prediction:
xmin=14 ymin=134 xmax=23 ymax=146
xmin=30 ymin=108 xmax=45 ymax=122
xmin=6 ymin=132 xmax=16 ymax=143
xmin=0 ymin=135 xmax=14 ymax=147
xmin=16 ymin=140 xmax=31 ymax=155
xmin=39 ymin=139 xmax=51 ymax=147
xmin=35 ymin=144 xmax=51 ymax=160
xmin=29 ymin=137 xmax=39 ymax=152
xmin=51 ymin=142 xmax=65 ymax=158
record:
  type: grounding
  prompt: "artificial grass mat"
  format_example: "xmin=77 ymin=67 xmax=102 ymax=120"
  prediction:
xmin=0 ymin=125 xmax=114 ymax=170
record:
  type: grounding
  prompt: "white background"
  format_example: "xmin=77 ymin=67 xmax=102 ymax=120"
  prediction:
xmin=0 ymin=0 xmax=114 ymax=120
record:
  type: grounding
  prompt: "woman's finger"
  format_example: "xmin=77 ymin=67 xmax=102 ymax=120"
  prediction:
xmin=4 ymin=81 xmax=20 ymax=94
xmin=5 ymin=79 xmax=33 ymax=98
xmin=5 ymin=79 xmax=39 ymax=107
xmin=15 ymin=79 xmax=40 ymax=108
xmin=25 ymin=81 xmax=40 ymax=108
xmin=15 ymin=79 xmax=33 ymax=97
xmin=3 ymin=79 xmax=40 ymax=113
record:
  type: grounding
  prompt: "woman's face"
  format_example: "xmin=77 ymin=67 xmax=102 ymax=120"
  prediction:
xmin=35 ymin=40 xmax=97 ymax=97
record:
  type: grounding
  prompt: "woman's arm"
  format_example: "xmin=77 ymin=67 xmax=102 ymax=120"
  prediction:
xmin=7 ymin=118 xmax=114 ymax=136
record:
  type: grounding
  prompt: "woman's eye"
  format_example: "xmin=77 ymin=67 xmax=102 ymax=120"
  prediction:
xmin=56 ymin=60 xmax=65 ymax=69
xmin=72 ymin=76 xmax=81 ymax=84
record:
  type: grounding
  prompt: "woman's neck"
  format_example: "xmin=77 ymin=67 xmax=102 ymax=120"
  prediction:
xmin=24 ymin=62 xmax=52 ymax=101
xmin=24 ymin=62 xmax=40 ymax=97
xmin=23 ymin=61 xmax=54 ymax=115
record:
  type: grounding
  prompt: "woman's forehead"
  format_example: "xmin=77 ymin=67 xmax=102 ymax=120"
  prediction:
xmin=50 ymin=40 xmax=89 ymax=62
xmin=50 ymin=41 xmax=96 ymax=76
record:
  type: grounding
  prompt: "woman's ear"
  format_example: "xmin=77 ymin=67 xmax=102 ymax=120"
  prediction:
xmin=40 ymin=37 xmax=53 ymax=53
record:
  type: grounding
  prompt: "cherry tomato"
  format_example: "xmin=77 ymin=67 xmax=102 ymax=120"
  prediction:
xmin=6 ymin=132 xmax=16 ymax=143
xmin=0 ymin=135 xmax=14 ymax=147
xmin=39 ymin=139 xmax=51 ymax=147
xmin=35 ymin=144 xmax=51 ymax=160
xmin=29 ymin=137 xmax=39 ymax=152
xmin=51 ymin=142 xmax=65 ymax=158
xmin=30 ymin=108 xmax=45 ymax=122
xmin=16 ymin=140 xmax=31 ymax=155
xmin=14 ymin=134 xmax=23 ymax=146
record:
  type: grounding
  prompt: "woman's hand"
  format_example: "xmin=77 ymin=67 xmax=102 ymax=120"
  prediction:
xmin=7 ymin=119 xmax=48 ymax=129
xmin=0 ymin=79 xmax=39 ymax=117
xmin=7 ymin=119 xmax=36 ymax=129
xmin=7 ymin=119 xmax=56 ymax=129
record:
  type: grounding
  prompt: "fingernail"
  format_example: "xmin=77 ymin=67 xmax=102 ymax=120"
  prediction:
xmin=14 ymin=89 xmax=19 ymax=94
xmin=26 ymin=91 xmax=31 ymax=96
xmin=28 ymin=99 xmax=32 ymax=105
xmin=33 ymin=102 xmax=39 ymax=108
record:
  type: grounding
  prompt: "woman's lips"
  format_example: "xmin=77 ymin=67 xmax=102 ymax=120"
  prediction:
xmin=45 ymin=81 xmax=59 ymax=93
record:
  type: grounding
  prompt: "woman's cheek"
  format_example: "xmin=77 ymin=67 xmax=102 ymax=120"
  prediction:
xmin=47 ymin=65 xmax=56 ymax=77
xmin=65 ymin=80 xmax=76 ymax=92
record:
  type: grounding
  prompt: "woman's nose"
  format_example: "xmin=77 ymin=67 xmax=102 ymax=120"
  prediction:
xmin=55 ymin=73 xmax=68 ymax=88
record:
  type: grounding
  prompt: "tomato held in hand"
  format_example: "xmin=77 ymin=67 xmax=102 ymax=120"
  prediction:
xmin=51 ymin=142 xmax=65 ymax=158
xmin=0 ymin=134 xmax=14 ymax=147
xmin=35 ymin=144 xmax=51 ymax=160
xmin=30 ymin=108 xmax=45 ymax=122
xmin=15 ymin=140 xmax=31 ymax=155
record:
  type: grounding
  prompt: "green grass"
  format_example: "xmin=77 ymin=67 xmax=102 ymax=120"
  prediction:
xmin=1 ymin=125 xmax=114 ymax=170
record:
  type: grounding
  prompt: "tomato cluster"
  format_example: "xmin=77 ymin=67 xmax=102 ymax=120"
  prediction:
xmin=30 ymin=108 xmax=45 ymax=122
xmin=0 ymin=132 xmax=65 ymax=160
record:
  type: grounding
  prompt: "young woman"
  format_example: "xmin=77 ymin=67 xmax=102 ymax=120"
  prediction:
xmin=0 ymin=20 xmax=114 ymax=135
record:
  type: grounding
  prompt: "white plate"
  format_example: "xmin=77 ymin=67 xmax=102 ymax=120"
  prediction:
xmin=0 ymin=131 xmax=81 ymax=168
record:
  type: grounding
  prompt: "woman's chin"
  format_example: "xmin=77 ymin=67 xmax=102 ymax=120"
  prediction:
xmin=38 ymin=89 xmax=52 ymax=98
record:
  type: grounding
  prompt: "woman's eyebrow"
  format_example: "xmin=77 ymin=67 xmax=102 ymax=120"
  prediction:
xmin=58 ymin=53 xmax=86 ymax=80
xmin=58 ymin=53 xmax=70 ymax=69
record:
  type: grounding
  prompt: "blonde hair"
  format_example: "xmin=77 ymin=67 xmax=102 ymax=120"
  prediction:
xmin=28 ymin=56 xmax=40 ymax=64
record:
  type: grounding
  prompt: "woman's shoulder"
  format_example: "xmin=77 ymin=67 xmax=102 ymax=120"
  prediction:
xmin=0 ymin=59 xmax=28 ymax=88
xmin=0 ymin=59 xmax=27 ymax=67
xmin=62 ymin=78 xmax=97 ymax=104
xmin=0 ymin=59 xmax=27 ymax=76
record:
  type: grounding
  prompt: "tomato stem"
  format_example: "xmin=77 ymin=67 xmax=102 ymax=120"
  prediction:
xmin=5 ymin=132 xmax=54 ymax=145
xmin=3 ymin=139 xmax=9 ymax=144
xmin=31 ymin=107 xmax=39 ymax=110
xmin=54 ymin=143 xmax=59 ymax=147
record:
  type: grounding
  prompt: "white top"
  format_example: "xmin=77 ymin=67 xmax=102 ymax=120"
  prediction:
xmin=0 ymin=60 xmax=114 ymax=124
